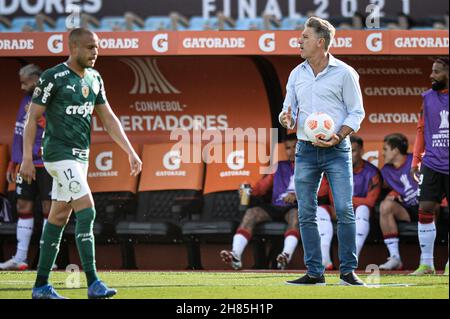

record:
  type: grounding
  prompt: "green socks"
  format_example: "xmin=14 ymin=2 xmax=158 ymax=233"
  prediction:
xmin=35 ymin=222 xmax=65 ymax=288
xmin=75 ymin=207 xmax=99 ymax=286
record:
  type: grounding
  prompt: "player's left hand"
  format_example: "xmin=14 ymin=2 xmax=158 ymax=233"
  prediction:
xmin=312 ymin=134 xmax=340 ymax=148
xmin=128 ymin=152 xmax=142 ymax=176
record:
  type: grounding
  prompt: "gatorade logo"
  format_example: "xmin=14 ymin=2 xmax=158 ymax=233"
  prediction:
xmin=163 ymin=150 xmax=181 ymax=171
xmin=96 ymin=152 xmax=113 ymax=171
xmin=156 ymin=149 xmax=186 ymax=176
xmin=366 ymin=33 xmax=383 ymax=52
xmin=227 ymin=150 xmax=245 ymax=170
xmin=258 ymin=33 xmax=275 ymax=52
xmin=47 ymin=34 xmax=63 ymax=54
xmin=220 ymin=150 xmax=250 ymax=177
xmin=152 ymin=33 xmax=169 ymax=53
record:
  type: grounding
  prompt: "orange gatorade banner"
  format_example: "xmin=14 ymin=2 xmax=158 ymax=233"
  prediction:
xmin=138 ymin=143 xmax=204 ymax=192
xmin=90 ymin=56 xmax=272 ymax=145
xmin=0 ymin=31 xmax=447 ymax=57
xmin=0 ymin=56 xmax=272 ymax=148
xmin=87 ymin=143 xmax=140 ymax=193
xmin=0 ymin=144 xmax=8 ymax=195
xmin=203 ymin=142 xmax=268 ymax=194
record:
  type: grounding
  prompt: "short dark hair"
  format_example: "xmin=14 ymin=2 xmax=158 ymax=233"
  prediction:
xmin=384 ymin=133 xmax=408 ymax=155
xmin=350 ymin=135 xmax=363 ymax=148
xmin=283 ymin=133 xmax=297 ymax=142
xmin=435 ymin=57 xmax=449 ymax=70
xmin=69 ymin=27 xmax=95 ymax=45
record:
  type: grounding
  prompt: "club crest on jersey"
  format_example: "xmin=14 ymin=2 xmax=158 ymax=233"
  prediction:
xmin=82 ymin=85 xmax=89 ymax=98
xmin=33 ymin=87 xmax=42 ymax=98
xmin=69 ymin=181 xmax=81 ymax=193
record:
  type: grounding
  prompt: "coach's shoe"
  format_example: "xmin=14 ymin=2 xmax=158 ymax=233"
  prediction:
xmin=286 ymin=274 xmax=326 ymax=286
xmin=339 ymin=272 xmax=366 ymax=286
xmin=220 ymin=250 xmax=242 ymax=270
xmin=88 ymin=280 xmax=117 ymax=299
xmin=0 ymin=257 xmax=28 ymax=271
xmin=379 ymin=257 xmax=403 ymax=270
xmin=276 ymin=253 xmax=290 ymax=270
xmin=410 ymin=264 xmax=436 ymax=275
xmin=32 ymin=285 xmax=68 ymax=299
xmin=444 ymin=262 xmax=449 ymax=276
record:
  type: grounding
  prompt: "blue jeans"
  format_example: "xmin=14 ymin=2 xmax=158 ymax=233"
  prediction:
xmin=294 ymin=139 xmax=357 ymax=277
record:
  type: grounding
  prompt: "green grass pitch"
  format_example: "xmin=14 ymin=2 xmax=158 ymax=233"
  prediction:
xmin=0 ymin=271 xmax=448 ymax=299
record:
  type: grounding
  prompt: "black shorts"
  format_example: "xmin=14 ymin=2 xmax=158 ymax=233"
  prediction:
xmin=394 ymin=199 xmax=419 ymax=222
xmin=418 ymin=164 xmax=449 ymax=203
xmin=15 ymin=166 xmax=52 ymax=201
xmin=250 ymin=197 xmax=297 ymax=222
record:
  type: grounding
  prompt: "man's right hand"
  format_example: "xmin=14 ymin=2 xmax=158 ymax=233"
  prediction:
xmin=410 ymin=166 xmax=420 ymax=183
xmin=19 ymin=159 xmax=36 ymax=185
xmin=280 ymin=106 xmax=293 ymax=129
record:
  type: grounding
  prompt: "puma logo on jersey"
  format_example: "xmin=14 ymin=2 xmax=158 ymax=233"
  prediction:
xmin=66 ymin=84 xmax=76 ymax=92
xmin=65 ymin=102 xmax=94 ymax=118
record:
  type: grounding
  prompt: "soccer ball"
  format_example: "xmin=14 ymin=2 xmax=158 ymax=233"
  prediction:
xmin=304 ymin=112 xmax=335 ymax=142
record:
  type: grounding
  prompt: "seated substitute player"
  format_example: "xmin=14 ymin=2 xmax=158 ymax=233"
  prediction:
xmin=319 ymin=135 xmax=382 ymax=269
xmin=0 ymin=64 xmax=54 ymax=271
xmin=378 ymin=133 xmax=419 ymax=270
xmin=410 ymin=57 xmax=449 ymax=276
xmin=20 ymin=28 xmax=142 ymax=299
xmin=220 ymin=133 xmax=300 ymax=270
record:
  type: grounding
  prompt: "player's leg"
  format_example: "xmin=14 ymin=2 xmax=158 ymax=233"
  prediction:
xmin=378 ymin=199 xmax=409 ymax=270
xmin=355 ymin=205 xmax=371 ymax=258
xmin=316 ymin=205 xmax=334 ymax=270
xmin=276 ymin=208 xmax=300 ymax=269
xmin=37 ymin=167 xmax=55 ymax=269
xmin=0 ymin=199 xmax=33 ymax=270
xmin=444 ymin=173 xmax=449 ymax=276
xmin=324 ymin=145 xmax=361 ymax=284
xmin=220 ymin=206 xmax=271 ymax=269
xmin=0 ymin=173 xmax=36 ymax=270
xmin=36 ymin=166 xmax=54 ymax=232
xmin=412 ymin=165 xmax=443 ymax=275
xmin=62 ymin=161 xmax=116 ymax=298
xmin=32 ymin=200 xmax=72 ymax=299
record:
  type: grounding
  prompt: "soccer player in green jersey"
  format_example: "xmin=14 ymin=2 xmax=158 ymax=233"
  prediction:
xmin=20 ymin=28 xmax=142 ymax=299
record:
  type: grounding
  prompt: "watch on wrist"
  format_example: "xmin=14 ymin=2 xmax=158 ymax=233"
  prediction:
xmin=336 ymin=133 xmax=344 ymax=142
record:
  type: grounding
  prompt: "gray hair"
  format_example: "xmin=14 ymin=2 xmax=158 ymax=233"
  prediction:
xmin=305 ymin=16 xmax=336 ymax=51
xmin=19 ymin=64 xmax=42 ymax=78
